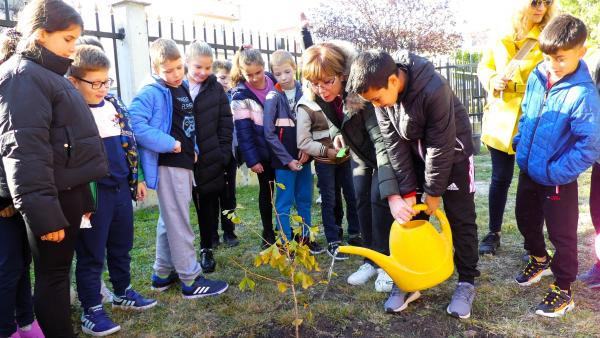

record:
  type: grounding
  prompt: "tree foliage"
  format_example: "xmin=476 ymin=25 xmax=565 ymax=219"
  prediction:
xmin=560 ymin=0 xmax=600 ymax=45
xmin=308 ymin=0 xmax=462 ymax=55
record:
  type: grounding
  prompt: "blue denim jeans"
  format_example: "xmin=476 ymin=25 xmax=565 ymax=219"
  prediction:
xmin=315 ymin=160 xmax=360 ymax=243
xmin=274 ymin=165 xmax=313 ymax=241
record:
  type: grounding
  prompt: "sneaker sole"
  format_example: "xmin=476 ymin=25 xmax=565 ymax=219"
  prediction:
xmin=517 ymin=268 xmax=553 ymax=286
xmin=81 ymin=324 xmax=121 ymax=337
xmin=535 ymin=301 xmax=575 ymax=318
xmin=150 ymin=284 xmax=173 ymax=292
xmin=112 ymin=300 xmax=158 ymax=311
xmin=309 ymin=249 xmax=326 ymax=255
xmin=385 ymin=290 xmax=421 ymax=313
xmin=182 ymin=284 xmax=229 ymax=299
xmin=446 ymin=305 xmax=471 ymax=319
xmin=326 ymin=250 xmax=349 ymax=261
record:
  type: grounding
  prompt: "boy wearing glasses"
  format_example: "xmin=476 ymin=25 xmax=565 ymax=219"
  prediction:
xmin=68 ymin=45 xmax=156 ymax=335
xmin=512 ymin=15 xmax=600 ymax=317
xmin=347 ymin=49 xmax=479 ymax=319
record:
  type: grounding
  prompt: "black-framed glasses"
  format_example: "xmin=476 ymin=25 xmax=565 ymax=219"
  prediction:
xmin=75 ymin=77 xmax=114 ymax=90
xmin=531 ymin=0 xmax=552 ymax=8
xmin=309 ymin=76 xmax=337 ymax=92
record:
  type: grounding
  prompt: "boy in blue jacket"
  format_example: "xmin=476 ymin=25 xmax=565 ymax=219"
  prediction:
xmin=263 ymin=50 xmax=321 ymax=253
xmin=512 ymin=14 xmax=600 ymax=318
xmin=129 ymin=38 xmax=228 ymax=300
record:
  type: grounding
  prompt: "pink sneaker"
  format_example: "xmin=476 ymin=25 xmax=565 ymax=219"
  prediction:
xmin=17 ymin=320 xmax=44 ymax=338
xmin=10 ymin=330 xmax=21 ymax=338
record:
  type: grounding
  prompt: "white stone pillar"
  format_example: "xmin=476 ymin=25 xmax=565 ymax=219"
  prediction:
xmin=111 ymin=0 xmax=151 ymax=105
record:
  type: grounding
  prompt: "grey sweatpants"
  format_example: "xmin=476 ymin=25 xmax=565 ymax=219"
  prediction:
xmin=153 ymin=166 xmax=201 ymax=284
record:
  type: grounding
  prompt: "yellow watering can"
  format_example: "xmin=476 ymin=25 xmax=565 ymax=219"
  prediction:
xmin=337 ymin=204 xmax=454 ymax=292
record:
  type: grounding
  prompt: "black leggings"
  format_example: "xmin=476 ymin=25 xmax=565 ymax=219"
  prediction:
xmin=257 ymin=164 xmax=275 ymax=242
xmin=27 ymin=187 xmax=87 ymax=338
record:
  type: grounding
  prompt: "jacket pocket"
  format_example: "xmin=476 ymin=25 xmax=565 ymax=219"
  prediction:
xmin=49 ymin=126 xmax=71 ymax=167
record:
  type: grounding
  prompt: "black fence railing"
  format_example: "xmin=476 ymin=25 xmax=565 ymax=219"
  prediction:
xmin=434 ymin=59 xmax=487 ymax=140
xmin=0 ymin=3 xmax=125 ymax=97
xmin=146 ymin=16 xmax=304 ymax=75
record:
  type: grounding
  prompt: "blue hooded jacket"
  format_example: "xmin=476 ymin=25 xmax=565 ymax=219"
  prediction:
xmin=513 ymin=60 xmax=600 ymax=186
xmin=128 ymin=76 xmax=179 ymax=190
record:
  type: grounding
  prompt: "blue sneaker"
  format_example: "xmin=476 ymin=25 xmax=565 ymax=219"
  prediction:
xmin=578 ymin=263 xmax=600 ymax=288
xmin=151 ymin=271 xmax=179 ymax=292
xmin=181 ymin=275 xmax=228 ymax=299
xmin=112 ymin=287 xmax=157 ymax=311
xmin=81 ymin=305 xmax=121 ymax=336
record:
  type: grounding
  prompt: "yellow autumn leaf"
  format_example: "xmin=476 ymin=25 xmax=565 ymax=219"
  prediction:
xmin=277 ymin=282 xmax=288 ymax=293
xmin=292 ymin=318 xmax=303 ymax=327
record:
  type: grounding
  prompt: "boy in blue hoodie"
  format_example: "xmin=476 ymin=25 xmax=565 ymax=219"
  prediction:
xmin=129 ymin=38 xmax=228 ymax=300
xmin=263 ymin=50 xmax=321 ymax=253
xmin=512 ymin=14 xmax=600 ymax=318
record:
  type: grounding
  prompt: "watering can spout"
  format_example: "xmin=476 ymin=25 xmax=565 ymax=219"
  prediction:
xmin=337 ymin=245 xmax=399 ymax=272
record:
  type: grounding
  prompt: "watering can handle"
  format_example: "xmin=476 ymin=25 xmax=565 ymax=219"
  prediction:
xmin=410 ymin=204 xmax=453 ymax=248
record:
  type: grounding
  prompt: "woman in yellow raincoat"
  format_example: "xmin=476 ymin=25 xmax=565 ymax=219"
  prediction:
xmin=477 ymin=0 xmax=558 ymax=255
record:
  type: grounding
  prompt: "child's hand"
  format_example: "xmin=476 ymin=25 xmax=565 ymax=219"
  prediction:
xmin=387 ymin=194 xmax=417 ymax=223
xmin=298 ymin=151 xmax=309 ymax=164
xmin=287 ymin=159 xmax=302 ymax=172
xmin=0 ymin=205 xmax=16 ymax=217
xmin=137 ymin=182 xmax=147 ymax=202
xmin=424 ymin=194 xmax=441 ymax=215
xmin=173 ymin=141 xmax=182 ymax=153
xmin=333 ymin=134 xmax=346 ymax=151
xmin=41 ymin=229 xmax=65 ymax=242
xmin=492 ymin=75 xmax=510 ymax=91
xmin=250 ymin=163 xmax=264 ymax=174
xmin=326 ymin=148 xmax=337 ymax=159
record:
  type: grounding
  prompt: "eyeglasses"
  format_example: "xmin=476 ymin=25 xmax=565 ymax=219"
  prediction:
xmin=309 ymin=76 xmax=337 ymax=92
xmin=74 ymin=77 xmax=114 ymax=90
xmin=531 ymin=0 xmax=552 ymax=8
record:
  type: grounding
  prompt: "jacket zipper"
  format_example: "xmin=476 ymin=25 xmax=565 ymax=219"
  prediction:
xmin=524 ymin=89 xmax=549 ymax=169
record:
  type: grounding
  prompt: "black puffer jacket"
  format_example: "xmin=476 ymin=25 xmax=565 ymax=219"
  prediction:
xmin=0 ymin=46 xmax=108 ymax=236
xmin=192 ymin=74 xmax=233 ymax=195
xmin=375 ymin=52 xmax=473 ymax=197
xmin=315 ymin=92 xmax=399 ymax=200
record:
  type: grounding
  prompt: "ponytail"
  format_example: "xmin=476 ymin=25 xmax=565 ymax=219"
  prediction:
xmin=0 ymin=28 xmax=22 ymax=64
xmin=230 ymin=45 xmax=265 ymax=88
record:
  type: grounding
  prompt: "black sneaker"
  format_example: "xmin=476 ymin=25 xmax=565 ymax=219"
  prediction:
xmin=212 ymin=234 xmax=221 ymax=248
xmin=515 ymin=256 xmax=552 ymax=286
xmin=479 ymin=232 xmax=500 ymax=255
xmin=348 ymin=234 xmax=363 ymax=247
xmin=180 ymin=275 xmax=228 ymax=299
xmin=327 ymin=241 xmax=348 ymax=260
xmin=151 ymin=271 xmax=179 ymax=292
xmin=535 ymin=284 xmax=575 ymax=318
xmin=307 ymin=240 xmax=325 ymax=255
xmin=223 ymin=233 xmax=240 ymax=247
xmin=200 ymin=248 xmax=216 ymax=273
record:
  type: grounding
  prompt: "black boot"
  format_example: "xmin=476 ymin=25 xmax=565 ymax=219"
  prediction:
xmin=200 ymin=248 xmax=216 ymax=273
xmin=479 ymin=232 xmax=500 ymax=255
xmin=223 ymin=233 xmax=240 ymax=247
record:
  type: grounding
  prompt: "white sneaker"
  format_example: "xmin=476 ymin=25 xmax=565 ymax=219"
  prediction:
xmin=375 ymin=268 xmax=393 ymax=292
xmin=100 ymin=280 xmax=114 ymax=303
xmin=347 ymin=263 xmax=377 ymax=285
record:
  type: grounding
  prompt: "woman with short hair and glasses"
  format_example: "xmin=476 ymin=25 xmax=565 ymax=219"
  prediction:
xmin=477 ymin=0 xmax=557 ymax=256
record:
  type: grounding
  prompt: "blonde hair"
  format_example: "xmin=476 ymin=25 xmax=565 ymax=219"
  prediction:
xmin=149 ymin=38 xmax=181 ymax=67
xmin=67 ymin=45 xmax=110 ymax=78
xmin=186 ymin=40 xmax=213 ymax=60
xmin=301 ymin=42 xmax=347 ymax=83
xmin=230 ymin=46 xmax=265 ymax=87
xmin=269 ymin=49 xmax=296 ymax=70
xmin=511 ymin=0 xmax=559 ymax=40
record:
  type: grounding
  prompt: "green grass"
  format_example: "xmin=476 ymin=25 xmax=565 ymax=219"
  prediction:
xmin=73 ymin=151 xmax=600 ymax=337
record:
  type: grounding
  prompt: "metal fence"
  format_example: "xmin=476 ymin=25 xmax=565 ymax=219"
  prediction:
xmin=146 ymin=15 xmax=304 ymax=69
xmin=0 ymin=1 xmax=126 ymax=97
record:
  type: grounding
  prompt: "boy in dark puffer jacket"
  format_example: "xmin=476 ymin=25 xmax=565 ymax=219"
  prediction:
xmin=348 ymin=49 xmax=480 ymax=319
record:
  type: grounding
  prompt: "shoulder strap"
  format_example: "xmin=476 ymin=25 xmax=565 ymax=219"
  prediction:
xmin=503 ymin=38 xmax=537 ymax=78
